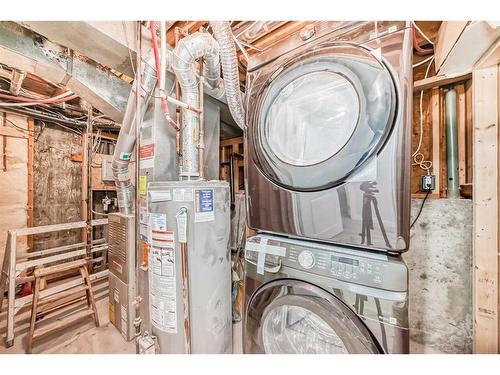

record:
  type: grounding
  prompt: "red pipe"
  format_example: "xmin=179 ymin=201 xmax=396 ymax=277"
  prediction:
xmin=149 ymin=21 xmax=179 ymax=131
xmin=412 ymin=27 xmax=434 ymax=55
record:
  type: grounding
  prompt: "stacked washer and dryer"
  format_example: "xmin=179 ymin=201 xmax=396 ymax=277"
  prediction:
xmin=243 ymin=21 xmax=413 ymax=354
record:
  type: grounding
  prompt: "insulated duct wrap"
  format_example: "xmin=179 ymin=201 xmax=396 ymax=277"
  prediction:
xmin=209 ymin=21 xmax=246 ymax=130
xmin=172 ymin=32 xmax=221 ymax=178
xmin=112 ymin=53 xmax=158 ymax=214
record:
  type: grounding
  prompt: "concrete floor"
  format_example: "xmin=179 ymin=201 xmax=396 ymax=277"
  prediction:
xmin=0 ymin=198 xmax=472 ymax=354
xmin=0 ymin=294 xmax=243 ymax=354
xmin=405 ymin=198 xmax=473 ymax=354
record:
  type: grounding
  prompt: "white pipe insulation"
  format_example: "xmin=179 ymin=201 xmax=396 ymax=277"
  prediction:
xmin=172 ymin=31 xmax=222 ymax=178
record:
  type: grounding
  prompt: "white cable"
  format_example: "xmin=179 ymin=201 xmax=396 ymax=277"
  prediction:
xmin=412 ymin=21 xmax=434 ymax=45
xmin=412 ymin=55 xmax=434 ymax=68
xmin=412 ymin=56 xmax=435 ymax=175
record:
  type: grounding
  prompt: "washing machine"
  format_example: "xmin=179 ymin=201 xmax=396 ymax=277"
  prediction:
xmin=245 ymin=21 xmax=413 ymax=252
xmin=243 ymin=234 xmax=409 ymax=354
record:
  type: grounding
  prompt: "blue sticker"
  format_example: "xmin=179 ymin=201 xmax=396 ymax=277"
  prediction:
xmin=195 ymin=189 xmax=214 ymax=222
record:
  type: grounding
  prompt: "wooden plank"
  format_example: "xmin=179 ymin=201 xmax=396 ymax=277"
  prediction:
xmin=27 ymin=118 xmax=34 ymax=251
xmin=14 ymin=219 xmax=107 ymax=237
xmin=456 ymin=84 xmax=467 ymax=186
xmin=19 ymin=241 xmax=86 ymax=259
xmin=431 ymin=88 xmax=441 ymax=198
xmin=31 ymin=308 xmax=94 ymax=341
xmin=15 ymin=270 xmax=108 ymax=307
xmin=473 ymin=64 xmax=499 ymax=353
xmin=0 ymin=126 xmax=28 ymax=139
xmin=465 ymin=79 xmax=473 ymax=184
xmin=34 ymin=259 xmax=87 ymax=277
xmin=413 ymin=73 xmax=472 ymax=92
xmin=6 ymin=232 xmax=16 ymax=345
xmin=16 ymin=244 xmax=107 ymax=272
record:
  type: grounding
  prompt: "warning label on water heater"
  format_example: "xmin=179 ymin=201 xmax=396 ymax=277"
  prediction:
xmin=194 ymin=188 xmax=214 ymax=222
xmin=149 ymin=246 xmax=177 ymax=333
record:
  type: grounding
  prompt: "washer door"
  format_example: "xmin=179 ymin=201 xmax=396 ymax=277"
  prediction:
xmin=244 ymin=279 xmax=382 ymax=354
xmin=248 ymin=44 xmax=397 ymax=191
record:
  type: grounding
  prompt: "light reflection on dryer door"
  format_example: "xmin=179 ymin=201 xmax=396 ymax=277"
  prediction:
xmin=292 ymin=190 xmax=343 ymax=239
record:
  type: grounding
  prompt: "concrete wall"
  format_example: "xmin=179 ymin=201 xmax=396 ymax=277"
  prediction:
xmin=404 ymin=198 xmax=473 ymax=354
xmin=33 ymin=121 xmax=83 ymax=250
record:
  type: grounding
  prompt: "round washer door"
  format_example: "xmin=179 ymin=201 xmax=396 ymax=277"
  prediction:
xmin=248 ymin=43 xmax=397 ymax=191
xmin=244 ymin=279 xmax=382 ymax=354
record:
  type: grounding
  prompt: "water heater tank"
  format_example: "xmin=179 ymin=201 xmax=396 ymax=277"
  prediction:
xmin=146 ymin=180 xmax=232 ymax=353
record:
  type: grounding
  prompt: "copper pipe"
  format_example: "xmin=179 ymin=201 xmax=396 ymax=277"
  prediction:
xmin=174 ymin=28 xmax=182 ymax=165
xmin=198 ymin=57 xmax=205 ymax=180
xmin=180 ymin=242 xmax=191 ymax=353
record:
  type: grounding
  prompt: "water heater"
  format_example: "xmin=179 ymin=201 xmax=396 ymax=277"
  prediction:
xmin=146 ymin=180 xmax=232 ymax=353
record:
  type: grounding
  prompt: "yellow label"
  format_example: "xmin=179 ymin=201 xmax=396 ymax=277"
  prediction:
xmin=139 ymin=175 xmax=147 ymax=196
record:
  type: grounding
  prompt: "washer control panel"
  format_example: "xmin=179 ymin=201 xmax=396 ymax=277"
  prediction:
xmin=282 ymin=240 xmax=406 ymax=291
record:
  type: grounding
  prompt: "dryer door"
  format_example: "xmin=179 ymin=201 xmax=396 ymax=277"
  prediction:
xmin=248 ymin=43 xmax=397 ymax=192
xmin=244 ymin=279 xmax=382 ymax=354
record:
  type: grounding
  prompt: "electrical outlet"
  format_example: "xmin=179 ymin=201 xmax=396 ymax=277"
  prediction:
xmin=420 ymin=175 xmax=435 ymax=192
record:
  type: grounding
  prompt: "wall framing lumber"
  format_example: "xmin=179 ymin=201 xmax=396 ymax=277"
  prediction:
xmin=472 ymin=63 xmax=499 ymax=353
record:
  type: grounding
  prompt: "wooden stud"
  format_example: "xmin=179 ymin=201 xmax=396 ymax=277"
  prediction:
xmin=81 ymin=133 xmax=88 ymax=244
xmin=439 ymin=88 xmax=448 ymax=198
xmin=431 ymin=88 xmax=441 ymax=198
xmin=465 ymin=79 xmax=473 ymax=184
xmin=27 ymin=118 xmax=34 ymax=251
xmin=472 ymin=64 xmax=499 ymax=353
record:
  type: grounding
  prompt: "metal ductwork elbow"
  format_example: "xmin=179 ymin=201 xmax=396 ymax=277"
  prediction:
xmin=172 ymin=31 xmax=221 ymax=178
xmin=209 ymin=21 xmax=246 ymax=130
xmin=112 ymin=52 xmax=158 ymax=214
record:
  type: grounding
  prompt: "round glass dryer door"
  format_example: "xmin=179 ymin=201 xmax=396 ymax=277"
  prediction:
xmin=249 ymin=44 xmax=398 ymax=191
xmin=244 ymin=279 xmax=381 ymax=354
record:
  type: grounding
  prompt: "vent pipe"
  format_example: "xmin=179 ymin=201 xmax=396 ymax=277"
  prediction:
xmin=112 ymin=52 xmax=158 ymax=214
xmin=209 ymin=21 xmax=246 ymax=130
xmin=172 ymin=31 xmax=221 ymax=178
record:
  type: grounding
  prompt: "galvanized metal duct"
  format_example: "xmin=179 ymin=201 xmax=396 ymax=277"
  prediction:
xmin=445 ymin=88 xmax=459 ymax=198
xmin=112 ymin=52 xmax=158 ymax=214
xmin=209 ymin=21 xmax=246 ymax=130
xmin=172 ymin=31 xmax=221 ymax=178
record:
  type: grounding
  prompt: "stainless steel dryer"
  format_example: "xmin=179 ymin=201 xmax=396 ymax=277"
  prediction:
xmin=245 ymin=21 xmax=413 ymax=252
xmin=243 ymin=234 xmax=409 ymax=354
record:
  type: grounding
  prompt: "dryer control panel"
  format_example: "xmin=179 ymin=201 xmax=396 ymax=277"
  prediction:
xmin=246 ymin=235 xmax=407 ymax=292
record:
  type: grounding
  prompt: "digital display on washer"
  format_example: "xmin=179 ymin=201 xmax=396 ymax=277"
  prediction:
xmin=331 ymin=255 xmax=359 ymax=266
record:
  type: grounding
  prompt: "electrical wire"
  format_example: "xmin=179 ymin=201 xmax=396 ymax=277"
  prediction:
xmin=411 ymin=21 xmax=434 ymax=46
xmin=410 ymin=190 xmax=430 ymax=229
xmin=412 ymin=55 xmax=434 ymax=68
xmin=412 ymin=56 xmax=434 ymax=175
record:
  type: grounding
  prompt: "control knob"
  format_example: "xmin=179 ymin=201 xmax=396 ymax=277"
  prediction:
xmin=298 ymin=250 xmax=315 ymax=269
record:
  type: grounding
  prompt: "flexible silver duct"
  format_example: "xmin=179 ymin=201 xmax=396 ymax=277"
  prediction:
xmin=172 ymin=31 xmax=221 ymax=178
xmin=209 ymin=21 xmax=246 ymax=130
xmin=112 ymin=52 xmax=158 ymax=214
